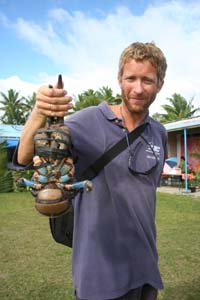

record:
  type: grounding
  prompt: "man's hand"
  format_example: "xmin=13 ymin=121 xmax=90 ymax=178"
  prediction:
xmin=18 ymin=81 xmax=73 ymax=165
xmin=35 ymin=85 xmax=73 ymax=118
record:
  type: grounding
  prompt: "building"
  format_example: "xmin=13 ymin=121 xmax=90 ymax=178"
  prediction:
xmin=163 ymin=116 xmax=200 ymax=192
xmin=164 ymin=116 xmax=200 ymax=173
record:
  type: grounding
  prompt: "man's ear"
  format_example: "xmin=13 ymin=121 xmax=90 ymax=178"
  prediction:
xmin=158 ymin=80 xmax=164 ymax=93
xmin=118 ymin=77 xmax=122 ymax=89
xmin=157 ymin=80 xmax=164 ymax=93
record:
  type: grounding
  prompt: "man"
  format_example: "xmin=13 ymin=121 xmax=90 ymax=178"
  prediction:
xmin=17 ymin=42 xmax=168 ymax=300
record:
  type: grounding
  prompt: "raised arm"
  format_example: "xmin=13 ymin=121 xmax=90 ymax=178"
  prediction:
xmin=17 ymin=84 xmax=72 ymax=165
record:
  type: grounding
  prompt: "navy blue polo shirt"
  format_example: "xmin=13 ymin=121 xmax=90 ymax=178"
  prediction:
xmin=65 ymin=101 xmax=167 ymax=300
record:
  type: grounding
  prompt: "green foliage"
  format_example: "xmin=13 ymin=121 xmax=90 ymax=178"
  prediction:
xmin=73 ymin=86 xmax=121 ymax=111
xmin=13 ymin=169 xmax=34 ymax=192
xmin=0 ymin=170 xmax=14 ymax=192
xmin=22 ymin=92 xmax=36 ymax=120
xmin=0 ymin=141 xmax=14 ymax=192
xmin=0 ymin=141 xmax=7 ymax=174
xmin=0 ymin=89 xmax=26 ymax=124
xmin=0 ymin=89 xmax=36 ymax=125
xmin=152 ymin=93 xmax=200 ymax=123
xmin=0 ymin=86 xmax=122 ymax=122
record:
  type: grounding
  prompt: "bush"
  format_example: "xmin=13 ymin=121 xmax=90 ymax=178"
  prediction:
xmin=0 ymin=141 xmax=14 ymax=192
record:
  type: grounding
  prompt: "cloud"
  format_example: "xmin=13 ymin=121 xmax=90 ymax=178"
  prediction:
xmin=0 ymin=76 xmax=38 ymax=96
xmin=14 ymin=18 xmax=71 ymax=65
xmin=0 ymin=76 xmax=38 ymax=118
xmin=1 ymin=1 xmax=200 ymax=115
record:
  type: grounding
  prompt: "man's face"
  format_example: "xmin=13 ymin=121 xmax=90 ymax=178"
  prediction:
xmin=118 ymin=59 xmax=163 ymax=116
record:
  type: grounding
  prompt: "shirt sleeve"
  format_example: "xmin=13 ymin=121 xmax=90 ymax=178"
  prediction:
xmin=8 ymin=143 xmax=33 ymax=170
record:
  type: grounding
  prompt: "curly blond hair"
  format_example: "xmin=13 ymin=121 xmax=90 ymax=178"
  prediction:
xmin=118 ymin=42 xmax=167 ymax=85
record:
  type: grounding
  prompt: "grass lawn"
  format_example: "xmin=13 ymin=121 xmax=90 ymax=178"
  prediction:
xmin=0 ymin=191 xmax=200 ymax=300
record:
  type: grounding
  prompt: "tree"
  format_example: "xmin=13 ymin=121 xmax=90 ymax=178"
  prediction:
xmin=73 ymin=86 xmax=121 ymax=111
xmin=73 ymin=89 xmax=100 ymax=111
xmin=22 ymin=92 xmax=36 ymax=120
xmin=96 ymin=86 xmax=121 ymax=105
xmin=152 ymin=93 xmax=200 ymax=123
xmin=0 ymin=89 xmax=26 ymax=124
xmin=0 ymin=141 xmax=14 ymax=192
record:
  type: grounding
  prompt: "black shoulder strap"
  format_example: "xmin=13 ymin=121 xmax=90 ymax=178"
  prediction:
xmin=80 ymin=123 xmax=148 ymax=180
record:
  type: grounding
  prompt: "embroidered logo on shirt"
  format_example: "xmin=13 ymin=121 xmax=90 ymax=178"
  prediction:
xmin=146 ymin=143 xmax=161 ymax=160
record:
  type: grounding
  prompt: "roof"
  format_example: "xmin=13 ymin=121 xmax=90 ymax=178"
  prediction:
xmin=0 ymin=124 xmax=23 ymax=147
xmin=164 ymin=116 xmax=200 ymax=132
xmin=0 ymin=124 xmax=23 ymax=138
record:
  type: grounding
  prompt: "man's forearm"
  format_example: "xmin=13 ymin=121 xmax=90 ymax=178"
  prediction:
xmin=18 ymin=107 xmax=46 ymax=165
xmin=18 ymin=81 xmax=72 ymax=165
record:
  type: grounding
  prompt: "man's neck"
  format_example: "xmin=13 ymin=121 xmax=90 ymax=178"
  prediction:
xmin=110 ymin=104 xmax=147 ymax=131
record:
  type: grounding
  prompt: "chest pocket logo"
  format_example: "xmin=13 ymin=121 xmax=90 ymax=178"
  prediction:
xmin=128 ymin=137 xmax=160 ymax=175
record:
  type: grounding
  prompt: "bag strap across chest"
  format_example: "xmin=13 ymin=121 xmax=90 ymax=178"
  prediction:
xmin=80 ymin=122 xmax=148 ymax=180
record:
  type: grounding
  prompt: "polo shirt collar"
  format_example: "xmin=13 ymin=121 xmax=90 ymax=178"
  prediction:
xmin=98 ymin=101 xmax=118 ymax=121
xmin=98 ymin=101 xmax=151 ymax=127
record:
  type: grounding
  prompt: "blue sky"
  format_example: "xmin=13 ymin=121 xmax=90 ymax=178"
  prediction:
xmin=0 ymin=0 xmax=200 ymax=115
xmin=0 ymin=0 xmax=148 ymax=80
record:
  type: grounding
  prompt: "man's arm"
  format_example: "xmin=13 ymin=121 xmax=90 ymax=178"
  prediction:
xmin=17 ymin=107 xmax=46 ymax=165
xmin=17 ymin=84 xmax=72 ymax=165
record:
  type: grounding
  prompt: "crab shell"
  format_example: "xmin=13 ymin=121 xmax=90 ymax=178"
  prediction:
xmin=35 ymin=184 xmax=72 ymax=217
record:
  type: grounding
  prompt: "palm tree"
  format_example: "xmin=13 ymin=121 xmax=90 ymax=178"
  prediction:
xmin=73 ymin=89 xmax=101 ymax=111
xmin=0 ymin=89 xmax=26 ymax=124
xmin=0 ymin=141 xmax=14 ymax=192
xmin=73 ymin=86 xmax=122 ymax=111
xmin=96 ymin=86 xmax=121 ymax=105
xmin=22 ymin=92 xmax=36 ymax=120
xmin=152 ymin=93 xmax=200 ymax=123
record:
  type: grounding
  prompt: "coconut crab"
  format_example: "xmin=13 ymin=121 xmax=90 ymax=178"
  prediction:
xmin=18 ymin=75 xmax=92 ymax=217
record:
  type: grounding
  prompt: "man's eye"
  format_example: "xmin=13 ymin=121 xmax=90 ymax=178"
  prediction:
xmin=126 ymin=77 xmax=135 ymax=82
xmin=143 ymin=78 xmax=155 ymax=84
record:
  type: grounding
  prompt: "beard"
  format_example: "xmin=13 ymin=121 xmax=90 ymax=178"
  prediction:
xmin=121 ymin=89 xmax=157 ymax=115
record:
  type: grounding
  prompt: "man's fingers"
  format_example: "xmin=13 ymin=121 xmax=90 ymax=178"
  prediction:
xmin=36 ymin=84 xmax=73 ymax=117
xmin=37 ymin=102 xmax=62 ymax=111
xmin=37 ymin=93 xmax=72 ymax=105
xmin=37 ymin=85 xmax=72 ymax=105
xmin=38 ymin=85 xmax=67 ymax=97
xmin=36 ymin=106 xmax=72 ymax=117
xmin=37 ymin=101 xmax=73 ymax=112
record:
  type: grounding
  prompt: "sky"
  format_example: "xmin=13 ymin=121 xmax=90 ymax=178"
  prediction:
xmin=0 ymin=0 xmax=200 ymax=115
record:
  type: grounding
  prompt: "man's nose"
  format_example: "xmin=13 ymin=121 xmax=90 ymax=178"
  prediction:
xmin=132 ymin=80 xmax=143 ymax=94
